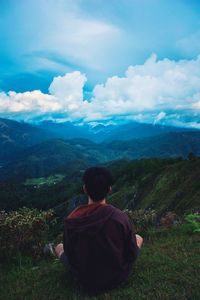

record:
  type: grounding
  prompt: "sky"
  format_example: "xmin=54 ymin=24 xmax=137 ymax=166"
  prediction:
xmin=0 ymin=0 xmax=200 ymax=127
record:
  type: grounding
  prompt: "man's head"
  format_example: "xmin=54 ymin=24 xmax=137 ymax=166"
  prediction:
xmin=83 ymin=166 xmax=113 ymax=202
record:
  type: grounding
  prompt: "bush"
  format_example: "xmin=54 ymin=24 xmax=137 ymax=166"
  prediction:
xmin=0 ymin=207 xmax=56 ymax=261
xmin=184 ymin=212 xmax=200 ymax=233
xmin=125 ymin=208 xmax=158 ymax=232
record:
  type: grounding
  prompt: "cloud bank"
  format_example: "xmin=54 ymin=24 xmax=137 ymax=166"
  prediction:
xmin=1 ymin=55 xmax=200 ymax=127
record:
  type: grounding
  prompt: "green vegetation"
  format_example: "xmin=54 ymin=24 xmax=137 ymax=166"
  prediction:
xmin=1 ymin=131 xmax=200 ymax=182
xmin=1 ymin=212 xmax=199 ymax=300
xmin=1 ymin=117 xmax=199 ymax=164
xmin=1 ymin=118 xmax=200 ymax=299
xmin=0 ymin=208 xmax=55 ymax=261
xmin=24 ymin=174 xmax=65 ymax=188
xmin=185 ymin=213 xmax=200 ymax=233
xmin=1 ymin=157 xmax=200 ymax=216
xmin=108 ymin=157 xmax=200 ymax=214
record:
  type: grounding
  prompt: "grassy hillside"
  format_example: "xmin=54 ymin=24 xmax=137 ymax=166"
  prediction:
xmin=1 ymin=226 xmax=199 ymax=300
xmin=0 ymin=118 xmax=53 ymax=162
xmin=108 ymin=157 xmax=200 ymax=214
xmin=0 ymin=157 xmax=199 ymax=214
xmin=0 ymin=160 xmax=85 ymax=211
xmin=107 ymin=131 xmax=200 ymax=158
xmin=0 ymin=139 xmax=100 ymax=181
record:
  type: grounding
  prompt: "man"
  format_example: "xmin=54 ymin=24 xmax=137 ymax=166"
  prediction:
xmin=55 ymin=166 xmax=143 ymax=293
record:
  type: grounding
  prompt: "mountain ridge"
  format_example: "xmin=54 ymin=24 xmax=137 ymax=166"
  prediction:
xmin=1 ymin=117 xmax=199 ymax=164
xmin=1 ymin=131 xmax=200 ymax=181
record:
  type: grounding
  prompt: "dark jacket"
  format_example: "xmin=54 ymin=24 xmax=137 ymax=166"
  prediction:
xmin=63 ymin=204 xmax=139 ymax=293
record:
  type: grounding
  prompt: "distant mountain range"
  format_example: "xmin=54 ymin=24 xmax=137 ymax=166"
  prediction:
xmin=0 ymin=117 xmax=199 ymax=163
xmin=107 ymin=131 xmax=200 ymax=158
xmin=37 ymin=119 xmax=198 ymax=143
xmin=1 ymin=130 xmax=200 ymax=181
xmin=0 ymin=118 xmax=52 ymax=162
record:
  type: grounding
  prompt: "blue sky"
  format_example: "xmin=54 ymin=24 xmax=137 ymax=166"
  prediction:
xmin=0 ymin=0 xmax=200 ymax=126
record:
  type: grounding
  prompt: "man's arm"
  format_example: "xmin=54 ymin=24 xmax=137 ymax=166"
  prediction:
xmin=55 ymin=243 xmax=64 ymax=258
xmin=124 ymin=217 xmax=143 ymax=262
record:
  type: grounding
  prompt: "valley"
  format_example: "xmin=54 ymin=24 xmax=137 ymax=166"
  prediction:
xmin=0 ymin=117 xmax=199 ymax=215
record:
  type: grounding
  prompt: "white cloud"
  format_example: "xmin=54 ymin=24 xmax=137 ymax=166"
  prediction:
xmin=1 ymin=55 xmax=200 ymax=127
xmin=0 ymin=71 xmax=89 ymax=121
xmin=49 ymin=71 xmax=86 ymax=106
xmin=0 ymin=90 xmax=59 ymax=115
xmin=85 ymin=54 xmax=200 ymax=123
xmin=154 ymin=112 xmax=166 ymax=124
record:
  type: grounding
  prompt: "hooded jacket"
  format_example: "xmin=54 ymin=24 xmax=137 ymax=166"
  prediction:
xmin=63 ymin=203 xmax=139 ymax=293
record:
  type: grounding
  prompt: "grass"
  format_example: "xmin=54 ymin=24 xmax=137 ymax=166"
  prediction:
xmin=1 ymin=226 xmax=199 ymax=300
xmin=24 ymin=174 xmax=65 ymax=188
xmin=108 ymin=158 xmax=200 ymax=215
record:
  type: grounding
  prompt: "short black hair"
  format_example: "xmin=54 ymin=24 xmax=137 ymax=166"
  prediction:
xmin=83 ymin=166 xmax=113 ymax=202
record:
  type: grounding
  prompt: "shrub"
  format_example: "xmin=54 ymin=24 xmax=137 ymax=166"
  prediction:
xmin=0 ymin=207 xmax=56 ymax=261
xmin=184 ymin=212 xmax=200 ymax=233
xmin=125 ymin=208 xmax=158 ymax=232
xmin=160 ymin=212 xmax=180 ymax=227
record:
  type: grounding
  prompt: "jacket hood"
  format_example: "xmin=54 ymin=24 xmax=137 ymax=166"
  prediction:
xmin=64 ymin=204 xmax=115 ymax=237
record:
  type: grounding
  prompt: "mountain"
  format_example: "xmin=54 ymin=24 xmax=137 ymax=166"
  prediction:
xmin=107 ymin=131 xmax=200 ymax=158
xmin=0 ymin=138 xmax=102 ymax=181
xmin=37 ymin=121 xmax=94 ymax=141
xmin=1 ymin=117 xmax=199 ymax=164
xmin=1 ymin=131 xmax=200 ymax=182
xmin=88 ymin=123 xmax=116 ymax=142
xmin=102 ymin=122 xmax=198 ymax=142
xmin=0 ymin=118 xmax=53 ymax=162
xmin=37 ymin=121 xmax=117 ymax=142
xmin=38 ymin=120 xmax=199 ymax=143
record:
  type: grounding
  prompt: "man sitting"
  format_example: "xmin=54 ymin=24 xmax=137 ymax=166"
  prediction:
xmin=55 ymin=166 xmax=143 ymax=293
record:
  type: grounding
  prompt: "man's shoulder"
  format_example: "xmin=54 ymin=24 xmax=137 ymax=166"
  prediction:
xmin=107 ymin=205 xmax=129 ymax=224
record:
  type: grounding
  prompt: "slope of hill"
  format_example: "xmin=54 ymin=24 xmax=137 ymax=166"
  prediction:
xmin=108 ymin=157 xmax=200 ymax=214
xmin=0 ymin=138 xmax=105 ymax=181
xmin=108 ymin=131 xmax=200 ymax=158
xmin=0 ymin=156 xmax=199 ymax=215
xmin=37 ymin=121 xmax=94 ymax=141
xmin=0 ymin=157 xmax=89 ymax=211
xmin=1 ymin=131 xmax=200 ymax=182
xmin=0 ymin=118 xmax=53 ymax=162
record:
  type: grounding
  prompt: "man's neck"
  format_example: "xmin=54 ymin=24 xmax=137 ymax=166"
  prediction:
xmin=88 ymin=198 xmax=106 ymax=205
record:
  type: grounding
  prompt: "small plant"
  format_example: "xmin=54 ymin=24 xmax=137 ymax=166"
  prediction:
xmin=125 ymin=208 xmax=158 ymax=232
xmin=185 ymin=212 xmax=200 ymax=233
xmin=160 ymin=212 xmax=180 ymax=227
xmin=0 ymin=207 xmax=56 ymax=261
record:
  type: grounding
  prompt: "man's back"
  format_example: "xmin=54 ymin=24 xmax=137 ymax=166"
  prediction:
xmin=63 ymin=202 xmax=139 ymax=293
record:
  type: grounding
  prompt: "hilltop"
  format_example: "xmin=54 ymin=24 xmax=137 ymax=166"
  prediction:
xmin=1 ymin=216 xmax=199 ymax=300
